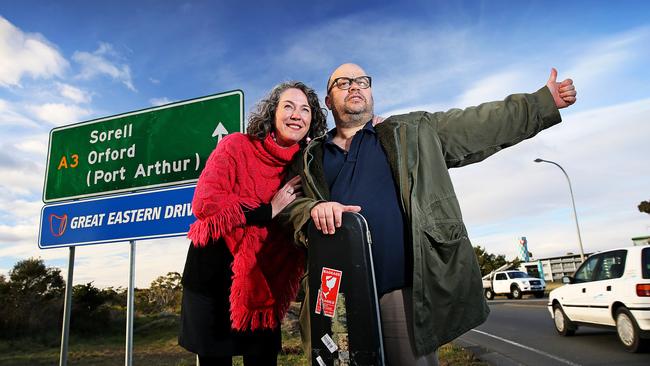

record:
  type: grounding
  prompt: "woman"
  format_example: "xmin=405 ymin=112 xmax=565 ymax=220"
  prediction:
xmin=178 ymin=81 xmax=327 ymax=366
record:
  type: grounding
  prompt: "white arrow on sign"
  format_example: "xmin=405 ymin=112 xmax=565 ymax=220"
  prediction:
xmin=212 ymin=122 xmax=229 ymax=143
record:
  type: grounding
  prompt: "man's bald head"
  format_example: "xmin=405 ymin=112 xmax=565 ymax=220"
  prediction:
xmin=325 ymin=63 xmax=374 ymax=127
xmin=326 ymin=63 xmax=368 ymax=94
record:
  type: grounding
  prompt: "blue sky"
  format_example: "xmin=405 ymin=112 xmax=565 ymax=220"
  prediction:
xmin=1 ymin=1 xmax=649 ymax=287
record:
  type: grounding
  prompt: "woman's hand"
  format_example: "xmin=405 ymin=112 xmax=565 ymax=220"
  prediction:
xmin=271 ymin=175 xmax=303 ymax=218
xmin=372 ymin=115 xmax=385 ymax=126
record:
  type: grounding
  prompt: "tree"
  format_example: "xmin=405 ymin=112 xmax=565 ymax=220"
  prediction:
xmin=474 ymin=245 xmax=508 ymax=276
xmin=71 ymin=282 xmax=112 ymax=334
xmin=73 ymin=282 xmax=107 ymax=312
xmin=0 ymin=274 xmax=7 ymax=296
xmin=100 ymin=286 xmax=127 ymax=308
xmin=9 ymin=258 xmax=65 ymax=298
xmin=0 ymin=258 xmax=64 ymax=339
xmin=137 ymin=272 xmax=182 ymax=314
xmin=639 ymin=200 xmax=650 ymax=214
xmin=0 ymin=274 xmax=8 ymax=332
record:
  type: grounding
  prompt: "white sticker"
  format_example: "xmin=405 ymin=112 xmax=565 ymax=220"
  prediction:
xmin=316 ymin=355 xmax=326 ymax=366
xmin=321 ymin=333 xmax=338 ymax=353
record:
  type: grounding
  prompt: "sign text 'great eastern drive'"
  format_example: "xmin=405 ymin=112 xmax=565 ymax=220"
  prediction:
xmin=39 ymin=185 xmax=196 ymax=248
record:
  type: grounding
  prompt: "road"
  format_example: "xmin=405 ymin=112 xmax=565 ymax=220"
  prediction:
xmin=455 ymin=297 xmax=650 ymax=366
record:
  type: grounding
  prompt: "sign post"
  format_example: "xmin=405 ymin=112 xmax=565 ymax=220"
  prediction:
xmin=59 ymin=247 xmax=75 ymax=366
xmin=41 ymin=90 xmax=244 ymax=366
xmin=125 ymin=240 xmax=136 ymax=366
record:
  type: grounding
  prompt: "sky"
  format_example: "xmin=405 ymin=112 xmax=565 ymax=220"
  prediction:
xmin=1 ymin=0 xmax=649 ymax=288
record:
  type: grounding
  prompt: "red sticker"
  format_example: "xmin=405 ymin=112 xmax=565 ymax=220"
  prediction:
xmin=314 ymin=267 xmax=342 ymax=318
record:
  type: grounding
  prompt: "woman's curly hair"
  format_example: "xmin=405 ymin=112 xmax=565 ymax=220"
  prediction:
xmin=246 ymin=81 xmax=328 ymax=145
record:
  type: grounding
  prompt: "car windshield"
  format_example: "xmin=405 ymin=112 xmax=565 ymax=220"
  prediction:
xmin=508 ymin=272 xmax=529 ymax=278
xmin=641 ymin=248 xmax=650 ymax=278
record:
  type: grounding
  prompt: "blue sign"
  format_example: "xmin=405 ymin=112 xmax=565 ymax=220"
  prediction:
xmin=39 ymin=185 xmax=196 ymax=248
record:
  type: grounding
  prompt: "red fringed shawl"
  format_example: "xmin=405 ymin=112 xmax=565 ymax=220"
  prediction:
xmin=187 ymin=133 xmax=304 ymax=331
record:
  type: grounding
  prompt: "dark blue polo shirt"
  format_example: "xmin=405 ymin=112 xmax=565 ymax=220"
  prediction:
xmin=323 ymin=121 xmax=409 ymax=296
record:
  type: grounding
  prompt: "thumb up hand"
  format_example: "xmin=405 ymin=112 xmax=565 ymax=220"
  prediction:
xmin=546 ymin=67 xmax=577 ymax=109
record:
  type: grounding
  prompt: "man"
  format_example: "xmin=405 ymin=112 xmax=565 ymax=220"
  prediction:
xmin=280 ymin=63 xmax=576 ymax=365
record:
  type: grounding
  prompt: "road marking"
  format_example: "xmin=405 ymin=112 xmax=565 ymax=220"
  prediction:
xmin=504 ymin=303 xmax=547 ymax=308
xmin=470 ymin=329 xmax=582 ymax=366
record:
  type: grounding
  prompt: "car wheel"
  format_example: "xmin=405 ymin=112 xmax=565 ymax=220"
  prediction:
xmin=534 ymin=291 xmax=544 ymax=298
xmin=616 ymin=307 xmax=648 ymax=352
xmin=511 ymin=286 xmax=522 ymax=299
xmin=553 ymin=304 xmax=575 ymax=336
xmin=484 ymin=288 xmax=494 ymax=300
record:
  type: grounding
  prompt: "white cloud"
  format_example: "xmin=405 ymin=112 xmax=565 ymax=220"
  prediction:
xmin=56 ymin=82 xmax=92 ymax=104
xmin=266 ymin=16 xmax=480 ymax=110
xmin=0 ymin=132 xmax=48 ymax=203
xmin=270 ymin=17 xmax=648 ymax=120
xmin=565 ymin=26 xmax=650 ymax=86
xmin=558 ymin=26 xmax=650 ymax=110
xmin=0 ymin=99 xmax=40 ymax=128
xmin=0 ymin=156 xmax=44 ymax=198
xmin=0 ymin=195 xmax=42 ymax=225
xmin=28 ymin=103 xmax=91 ymax=126
xmin=381 ymin=66 xmax=539 ymax=120
xmin=38 ymin=237 xmax=189 ymax=288
xmin=149 ymin=97 xmax=172 ymax=106
xmin=73 ymin=42 xmax=136 ymax=91
xmin=0 ymin=223 xmax=42 ymax=256
xmin=454 ymin=69 xmax=536 ymax=108
xmin=14 ymin=134 xmax=49 ymax=155
xmin=0 ymin=17 xmax=69 ymax=88
xmin=0 ymin=229 xmax=189 ymax=288
xmin=0 ymin=224 xmax=29 ymax=243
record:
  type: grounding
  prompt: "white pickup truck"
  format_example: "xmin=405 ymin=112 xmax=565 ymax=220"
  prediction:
xmin=483 ymin=270 xmax=546 ymax=300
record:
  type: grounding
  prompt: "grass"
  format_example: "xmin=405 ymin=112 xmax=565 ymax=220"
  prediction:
xmin=0 ymin=314 xmax=197 ymax=366
xmin=0 ymin=309 xmax=486 ymax=365
xmin=439 ymin=343 xmax=489 ymax=366
xmin=0 ymin=313 xmax=305 ymax=366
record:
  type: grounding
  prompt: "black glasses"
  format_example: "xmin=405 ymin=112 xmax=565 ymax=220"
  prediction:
xmin=327 ymin=76 xmax=372 ymax=94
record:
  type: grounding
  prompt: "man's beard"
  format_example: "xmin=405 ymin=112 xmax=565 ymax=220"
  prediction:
xmin=333 ymin=95 xmax=374 ymax=128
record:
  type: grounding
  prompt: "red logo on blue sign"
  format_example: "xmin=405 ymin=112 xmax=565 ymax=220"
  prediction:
xmin=49 ymin=213 xmax=68 ymax=237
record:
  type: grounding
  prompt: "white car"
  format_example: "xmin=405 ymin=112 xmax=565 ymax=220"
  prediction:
xmin=483 ymin=270 xmax=546 ymax=300
xmin=548 ymin=245 xmax=650 ymax=352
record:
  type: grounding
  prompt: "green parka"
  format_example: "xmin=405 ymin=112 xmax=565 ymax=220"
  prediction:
xmin=278 ymin=86 xmax=562 ymax=356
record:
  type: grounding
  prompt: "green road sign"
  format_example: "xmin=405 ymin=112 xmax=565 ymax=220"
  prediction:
xmin=43 ymin=90 xmax=243 ymax=203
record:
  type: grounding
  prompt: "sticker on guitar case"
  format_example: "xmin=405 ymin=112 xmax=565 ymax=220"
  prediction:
xmin=314 ymin=267 xmax=342 ymax=318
